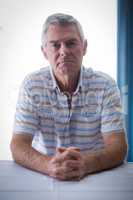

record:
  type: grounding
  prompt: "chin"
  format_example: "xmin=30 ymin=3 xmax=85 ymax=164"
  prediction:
xmin=58 ymin=67 xmax=70 ymax=75
xmin=58 ymin=66 xmax=70 ymax=74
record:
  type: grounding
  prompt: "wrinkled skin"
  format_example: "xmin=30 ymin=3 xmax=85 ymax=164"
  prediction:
xmin=47 ymin=147 xmax=86 ymax=181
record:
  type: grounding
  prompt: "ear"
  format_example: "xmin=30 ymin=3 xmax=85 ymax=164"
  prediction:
xmin=83 ymin=39 xmax=87 ymax=56
xmin=41 ymin=45 xmax=48 ymax=60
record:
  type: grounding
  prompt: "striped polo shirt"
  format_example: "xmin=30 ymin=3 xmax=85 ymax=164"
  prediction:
xmin=13 ymin=66 xmax=124 ymax=156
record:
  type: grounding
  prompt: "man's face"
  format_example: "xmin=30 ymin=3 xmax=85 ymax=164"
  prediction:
xmin=42 ymin=24 xmax=87 ymax=78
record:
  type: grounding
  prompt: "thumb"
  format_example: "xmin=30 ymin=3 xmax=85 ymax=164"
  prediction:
xmin=67 ymin=147 xmax=80 ymax=152
xmin=56 ymin=147 xmax=67 ymax=154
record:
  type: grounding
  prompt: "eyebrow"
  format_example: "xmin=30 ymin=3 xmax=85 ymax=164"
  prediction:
xmin=49 ymin=40 xmax=59 ymax=43
xmin=49 ymin=38 xmax=78 ymax=43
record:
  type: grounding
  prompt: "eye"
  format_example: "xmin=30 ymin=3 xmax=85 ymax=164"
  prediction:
xmin=52 ymin=43 xmax=60 ymax=49
xmin=66 ymin=40 xmax=78 ymax=48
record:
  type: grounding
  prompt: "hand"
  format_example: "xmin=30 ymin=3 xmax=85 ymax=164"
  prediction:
xmin=47 ymin=147 xmax=86 ymax=181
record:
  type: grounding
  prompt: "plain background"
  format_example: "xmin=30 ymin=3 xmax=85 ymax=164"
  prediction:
xmin=0 ymin=0 xmax=116 ymax=160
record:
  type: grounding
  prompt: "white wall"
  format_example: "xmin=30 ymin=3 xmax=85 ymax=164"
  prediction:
xmin=0 ymin=0 xmax=117 ymax=160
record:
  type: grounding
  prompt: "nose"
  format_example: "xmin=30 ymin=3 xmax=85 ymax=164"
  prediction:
xmin=59 ymin=43 xmax=69 ymax=56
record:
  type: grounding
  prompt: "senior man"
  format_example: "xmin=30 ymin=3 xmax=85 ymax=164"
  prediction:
xmin=10 ymin=13 xmax=127 ymax=181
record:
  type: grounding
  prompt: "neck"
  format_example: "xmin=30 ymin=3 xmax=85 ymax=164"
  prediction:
xmin=55 ymin=73 xmax=80 ymax=94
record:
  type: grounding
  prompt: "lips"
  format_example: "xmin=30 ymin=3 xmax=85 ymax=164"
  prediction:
xmin=57 ymin=60 xmax=74 ymax=66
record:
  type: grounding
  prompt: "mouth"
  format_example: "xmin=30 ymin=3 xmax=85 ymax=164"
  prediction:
xmin=57 ymin=60 xmax=74 ymax=66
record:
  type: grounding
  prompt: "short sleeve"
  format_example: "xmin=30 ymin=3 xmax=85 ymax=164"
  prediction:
xmin=101 ymin=78 xmax=124 ymax=134
xmin=13 ymin=75 xmax=39 ymax=135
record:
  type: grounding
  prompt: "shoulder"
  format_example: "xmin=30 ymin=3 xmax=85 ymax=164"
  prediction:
xmin=21 ymin=66 xmax=52 ymax=90
xmin=83 ymin=67 xmax=116 ymax=88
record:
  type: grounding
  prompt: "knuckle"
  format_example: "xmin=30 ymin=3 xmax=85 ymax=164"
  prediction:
xmin=64 ymin=150 xmax=69 ymax=158
xmin=64 ymin=160 xmax=70 ymax=167
xmin=53 ymin=168 xmax=59 ymax=176
xmin=50 ymin=157 xmax=57 ymax=164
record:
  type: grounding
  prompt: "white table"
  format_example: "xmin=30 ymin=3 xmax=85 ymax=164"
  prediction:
xmin=0 ymin=161 xmax=133 ymax=200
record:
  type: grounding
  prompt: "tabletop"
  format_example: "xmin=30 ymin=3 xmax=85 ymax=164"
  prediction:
xmin=0 ymin=160 xmax=133 ymax=200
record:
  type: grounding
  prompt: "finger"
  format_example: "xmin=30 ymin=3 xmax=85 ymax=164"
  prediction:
xmin=55 ymin=148 xmax=81 ymax=164
xmin=56 ymin=147 xmax=80 ymax=154
xmin=67 ymin=147 xmax=80 ymax=152
xmin=51 ymin=163 xmax=82 ymax=181
xmin=62 ymin=149 xmax=81 ymax=161
xmin=63 ymin=160 xmax=81 ymax=170
xmin=56 ymin=147 xmax=67 ymax=154
xmin=51 ymin=154 xmax=64 ymax=164
xmin=60 ymin=169 xmax=81 ymax=181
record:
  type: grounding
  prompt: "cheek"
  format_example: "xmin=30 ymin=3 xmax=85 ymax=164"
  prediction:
xmin=47 ymin=52 xmax=57 ymax=63
xmin=74 ymin=49 xmax=84 ymax=59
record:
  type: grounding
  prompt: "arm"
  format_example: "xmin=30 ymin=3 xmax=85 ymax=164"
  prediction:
xmin=11 ymin=76 xmax=83 ymax=180
xmin=10 ymin=132 xmax=127 ymax=180
xmin=82 ymin=131 xmax=128 ymax=175
xmin=10 ymin=134 xmax=82 ymax=180
xmin=80 ymin=76 xmax=127 ymax=174
xmin=10 ymin=134 xmax=51 ymax=175
xmin=52 ymin=131 xmax=128 ymax=180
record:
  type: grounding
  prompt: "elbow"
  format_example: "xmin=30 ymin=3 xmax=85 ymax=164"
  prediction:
xmin=122 ymin=140 xmax=128 ymax=161
xmin=116 ymin=140 xmax=128 ymax=165
xmin=10 ymin=136 xmax=22 ymax=163
xmin=10 ymin=138 xmax=17 ymax=161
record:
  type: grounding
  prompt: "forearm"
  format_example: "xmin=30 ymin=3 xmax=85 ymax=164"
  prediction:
xmin=10 ymin=139 xmax=51 ymax=175
xmin=83 ymin=145 xmax=127 ymax=175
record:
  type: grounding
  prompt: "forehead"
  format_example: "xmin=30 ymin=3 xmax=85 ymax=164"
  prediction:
xmin=45 ymin=24 xmax=81 ymax=42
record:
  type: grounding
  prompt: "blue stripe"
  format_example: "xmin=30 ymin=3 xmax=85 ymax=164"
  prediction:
xmin=16 ymin=114 xmax=38 ymax=123
xmin=54 ymin=126 xmax=100 ymax=134
xmin=41 ymin=124 xmax=54 ymax=129
xmin=15 ymin=126 xmax=36 ymax=133
xmin=102 ymin=112 xmax=122 ymax=119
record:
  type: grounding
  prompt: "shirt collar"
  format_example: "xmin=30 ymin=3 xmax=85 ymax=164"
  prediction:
xmin=49 ymin=66 xmax=83 ymax=94
xmin=49 ymin=66 xmax=58 ymax=90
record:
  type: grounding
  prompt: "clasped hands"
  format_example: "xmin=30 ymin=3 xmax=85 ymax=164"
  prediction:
xmin=47 ymin=147 xmax=86 ymax=181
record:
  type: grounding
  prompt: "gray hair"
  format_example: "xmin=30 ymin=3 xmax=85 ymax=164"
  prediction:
xmin=41 ymin=13 xmax=85 ymax=47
